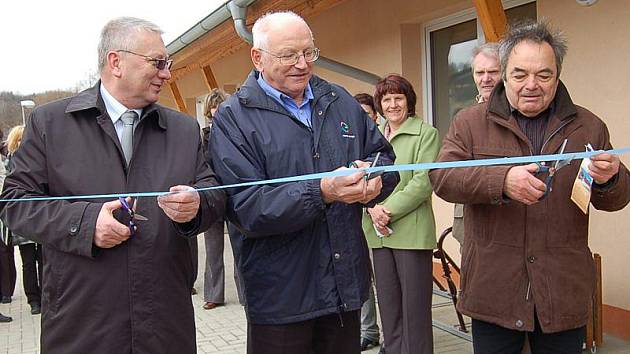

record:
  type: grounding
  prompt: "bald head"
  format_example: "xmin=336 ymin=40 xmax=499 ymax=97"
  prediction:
xmin=250 ymin=11 xmax=316 ymax=103
xmin=252 ymin=11 xmax=313 ymax=50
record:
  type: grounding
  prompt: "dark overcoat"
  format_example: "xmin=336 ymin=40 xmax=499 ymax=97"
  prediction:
xmin=0 ymin=83 xmax=225 ymax=354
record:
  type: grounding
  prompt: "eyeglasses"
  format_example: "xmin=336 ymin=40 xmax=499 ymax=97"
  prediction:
xmin=116 ymin=49 xmax=173 ymax=70
xmin=258 ymin=47 xmax=320 ymax=66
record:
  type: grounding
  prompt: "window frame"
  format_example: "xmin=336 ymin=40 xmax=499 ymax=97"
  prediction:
xmin=421 ymin=0 xmax=536 ymax=127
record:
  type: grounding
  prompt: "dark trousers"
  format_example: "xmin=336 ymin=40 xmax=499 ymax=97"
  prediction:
xmin=18 ymin=243 xmax=42 ymax=304
xmin=0 ymin=241 xmax=15 ymax=297
xmin=472 ymin=317 xmax=585 ymax=354
xmin=247 ymin=310 xmax=361 ymax=354
xmin=190 ymin=237 xmax=198 ymax=286
xmin=203 ymin=221 xmax=225 ymax=303
xmin=373 ymin=248 xmax=434 ymax=354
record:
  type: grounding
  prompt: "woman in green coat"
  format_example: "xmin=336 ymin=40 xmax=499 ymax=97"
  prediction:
xmin=363 ymin=74 xmax=439 ymax=354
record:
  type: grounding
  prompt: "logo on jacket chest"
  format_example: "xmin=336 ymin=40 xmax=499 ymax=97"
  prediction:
xmin=340 ymin=121 xmax=355 ymax=139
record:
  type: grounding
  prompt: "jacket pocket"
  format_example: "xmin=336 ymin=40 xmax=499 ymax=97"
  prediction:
xmin=466 ymin=206 xmax=494 ymax=247
xmin=459 ymin=241 xmax=476 ymax=294
xmin=547 ymin=254 xmax=595 ymax=323
xmin=42 ymin=249 xmax=66 ymax=314
xmin=545 ymin=205 xmax=588 ymax=248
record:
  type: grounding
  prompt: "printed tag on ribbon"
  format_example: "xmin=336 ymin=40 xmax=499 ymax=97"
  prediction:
xmin=571 ymin=144 xmax=595 ymax=214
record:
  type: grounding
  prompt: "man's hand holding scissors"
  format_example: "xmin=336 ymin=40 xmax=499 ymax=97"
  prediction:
xmin=94 ymin=198 xmax=133 ymax=248
xmin=504 ymin=164 xmax=547 ymax=205
xmin=352 ymin=160 xmax=383 ymax=204
xmin=94 ymin=197 xmax=149 ymax=248
xmin=320 ymin=154 xmax=383 ymax=205
xmin=504 ymin=139 xmax=573 ymax=205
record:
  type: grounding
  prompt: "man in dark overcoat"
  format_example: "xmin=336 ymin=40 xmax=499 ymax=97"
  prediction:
xmin=0 ymin=17 xmax=225 ymax=354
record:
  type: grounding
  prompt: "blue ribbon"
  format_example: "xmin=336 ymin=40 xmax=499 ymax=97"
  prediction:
xmin=1 ymin=148 xmax=628 ymax=202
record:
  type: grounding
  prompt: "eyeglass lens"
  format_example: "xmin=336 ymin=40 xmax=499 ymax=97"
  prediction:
xmin=281 ymin=48 xmax=319 ymax=65
xmin=154 ymin=59 xmax=173 ymax=70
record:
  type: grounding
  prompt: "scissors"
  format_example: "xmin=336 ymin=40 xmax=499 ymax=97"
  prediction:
xmin=366 ymin=152 xmax=384 ymax=180
xmin=119 ymin=197 xmax=148 ymax=234
xmin=347 ymin=152 xmax=383 ymax=180
xmin=535 ymin=138 xmax=571 ymax=199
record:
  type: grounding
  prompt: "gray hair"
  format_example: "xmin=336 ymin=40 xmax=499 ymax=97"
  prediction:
xmin=499 ymin=19 xmax=568 ymax=81
xmin=97 ymin=17 xmax=163 ymax=72
xmin=252 ymin=11 xmax=313 ymax=49
xmin=470 ymin=42 xmax=499 ymax=72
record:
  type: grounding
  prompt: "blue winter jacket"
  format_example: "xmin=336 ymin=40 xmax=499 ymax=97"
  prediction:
xmin=209 ymin=71 xmax=399 ymax=324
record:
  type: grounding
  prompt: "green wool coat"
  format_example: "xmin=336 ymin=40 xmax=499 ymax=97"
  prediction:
xmin=362 ymin=115 xmax=439 ymax=250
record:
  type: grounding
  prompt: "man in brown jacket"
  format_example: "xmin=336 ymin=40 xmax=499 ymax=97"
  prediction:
xmin=429 ymin=20 xmax=630 ymax=353
xmin=0 ymin=17 xmax=225 ymax=354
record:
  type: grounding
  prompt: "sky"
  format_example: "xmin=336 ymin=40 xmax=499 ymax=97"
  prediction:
xmin=0 ymin=0 xmax=227 ymax=94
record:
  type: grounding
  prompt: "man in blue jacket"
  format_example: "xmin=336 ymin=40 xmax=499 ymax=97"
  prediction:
xmin=209 ymin=11 xmax=398 ymax=354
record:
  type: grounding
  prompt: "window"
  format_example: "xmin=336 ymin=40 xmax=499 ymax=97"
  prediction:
xmin=423 ymin=1 xmax=537 ymax=140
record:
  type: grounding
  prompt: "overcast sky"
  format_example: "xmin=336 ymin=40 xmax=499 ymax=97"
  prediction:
xmin=0 ymin=0 xmax=227 ymax=94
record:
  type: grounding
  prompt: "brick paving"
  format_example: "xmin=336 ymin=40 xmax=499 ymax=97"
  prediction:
xmin=0 ymin=234 xmax=628 ymax=353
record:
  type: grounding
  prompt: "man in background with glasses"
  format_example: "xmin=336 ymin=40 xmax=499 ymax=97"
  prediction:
xmin=0 ymin=17 xmax=225 ymax=354
xmin=209 ymin=11 xmax=398 ymax=354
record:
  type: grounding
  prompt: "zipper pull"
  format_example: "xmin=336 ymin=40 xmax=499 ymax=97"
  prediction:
xmin=525 ymin=281 xmax=531 ymax=301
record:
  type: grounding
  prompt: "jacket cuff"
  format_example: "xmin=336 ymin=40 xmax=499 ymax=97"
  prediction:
xmin=593 ymin=172 xmax=619 ymax=192
xmin=80 ymin=202 xmax=101 ymax=258
xmin=173 ymin=208 xmax=202 ymax=237
xmin=489 ymin=166 xmax=512 ymax=205
xmin=307 ymin=179 xmax=326 ymax=211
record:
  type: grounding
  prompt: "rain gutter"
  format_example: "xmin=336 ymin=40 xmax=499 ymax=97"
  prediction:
xmin=166 ymin=0 xmax=256 ymax=56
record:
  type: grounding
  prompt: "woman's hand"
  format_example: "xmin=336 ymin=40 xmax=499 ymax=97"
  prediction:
xmin=367 ymin=205 xmax=391 ymax=228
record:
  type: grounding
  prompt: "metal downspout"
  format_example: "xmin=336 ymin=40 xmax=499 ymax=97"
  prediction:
xmin=228 ymin=1 xmax=253 ymax=44
xmin=166 ymin=0 xmax=257 ymax=56
xmin=227 ymin=1 xmax=381 ymax=85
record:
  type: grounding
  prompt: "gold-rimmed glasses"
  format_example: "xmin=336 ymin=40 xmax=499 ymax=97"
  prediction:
xmin=258 ymin=47 xmax=320 ymax=66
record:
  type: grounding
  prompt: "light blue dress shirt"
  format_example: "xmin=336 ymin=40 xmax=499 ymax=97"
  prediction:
xmin=100 ymin=84 xmax=143 ymax=141
xmin=257 ymin=74 xmax=314 ymax=128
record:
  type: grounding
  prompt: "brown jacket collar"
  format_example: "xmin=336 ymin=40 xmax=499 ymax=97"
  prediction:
xmin=488 ymin=80 xmax=578 ymax=122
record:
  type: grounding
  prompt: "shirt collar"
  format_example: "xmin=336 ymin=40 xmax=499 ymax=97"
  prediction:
xmin=100 ymin=83 xmax=143 ymax=123
xmin=256 ymin=74 xmax=314 ymax=108
xmin=508 ymin=100 xmax=555 ymax=121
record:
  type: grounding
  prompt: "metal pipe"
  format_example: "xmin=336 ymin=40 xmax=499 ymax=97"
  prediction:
xmin=315 ymin=57 xmax=381 ymax=85
xmin=227 ymin=1 xmax=253 ymax=44
xmin=166 ymin=0 xmax=257 ymax=56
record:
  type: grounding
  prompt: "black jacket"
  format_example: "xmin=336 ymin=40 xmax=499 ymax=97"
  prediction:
xmin=210 ymin=71 xmax=398 ymax=324
xmin=0 ymin=83 xmax=225 ymax=353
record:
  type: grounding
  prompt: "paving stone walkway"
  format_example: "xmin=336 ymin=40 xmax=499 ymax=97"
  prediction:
xmin=1 ymin=234 xmax=628 ymax=353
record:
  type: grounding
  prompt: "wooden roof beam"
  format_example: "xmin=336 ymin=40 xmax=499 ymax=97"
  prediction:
xmin=473 ymin=0 xmax=507 ymax=42
xmin=168 ymin=81 xmax=187 ymax=112
xmin=202 ymin=65 xmax=218 ymax=90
